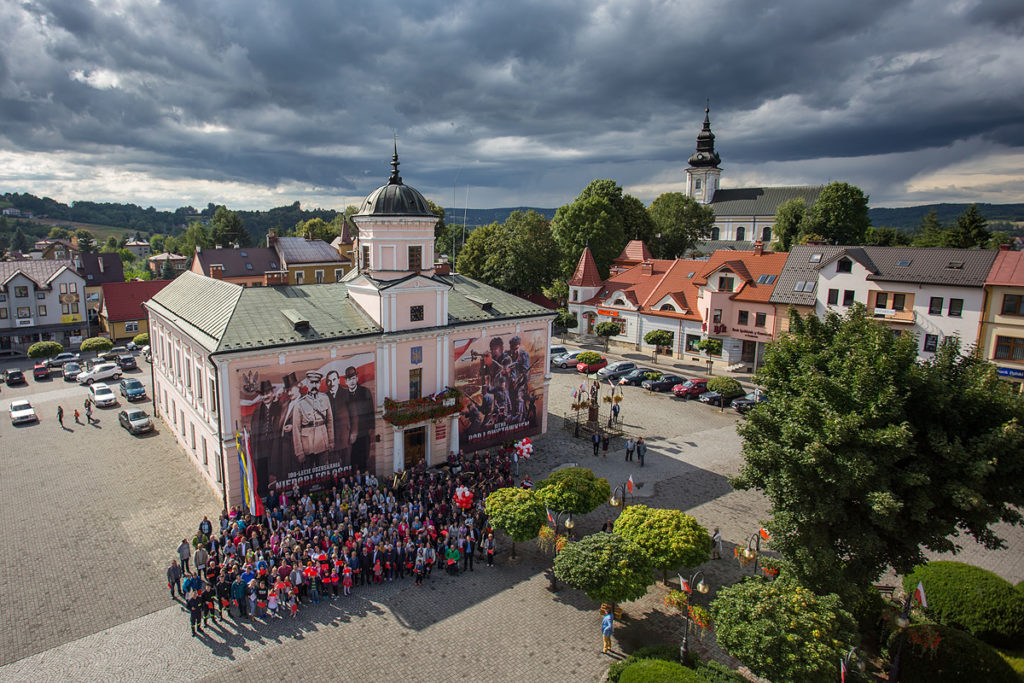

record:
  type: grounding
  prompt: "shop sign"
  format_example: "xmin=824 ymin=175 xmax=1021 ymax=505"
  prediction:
xmin=597 ymin=308 xmax=619 ymax=317
xmin=61 ymin=314 xmax=82 ymax=324
xmin=997 ymin=366 xmax=1024 ymax=379
xmin=15 ymin=318 xmax=33 ymax=327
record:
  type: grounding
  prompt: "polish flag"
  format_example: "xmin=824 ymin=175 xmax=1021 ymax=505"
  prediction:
xmin=680 ymin=577 xmax=691 ymax=594
xmin=547 ymin=507 xmax=555 ymax=526
xmin=759 ymin=527 xmax=771 ymax=541
xmin=627 ymin=475 xmax=634 ymax=493
xmin=914 ymin=581 xmax=928 ymax=608
xmin=840 ymin=658 xmax=847 ymax=683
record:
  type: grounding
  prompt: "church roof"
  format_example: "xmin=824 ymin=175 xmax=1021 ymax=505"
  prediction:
xmin=687 ymin=107 xmax=721 ymax=169
xmin=357 ymin=142 xmax=434 ymax=217
xmin=709 ymin=186 xmax=822 ymax=218
xmin=569 ymin=247 xmax=602 ymax=287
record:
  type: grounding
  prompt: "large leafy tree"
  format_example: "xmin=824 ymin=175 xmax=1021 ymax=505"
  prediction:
xmin=800 ymin=182 xmax=870 ymax=245
xmin=551 ymin=179 xmax=642 ymax=279
xmin=554 ymin=532 xmax=653 ymax=606
xmin=484 ymin=487 xmax=546 ymax=559
xmin=74 ymin=229 xmax=96 ymax=253
xmin=772 ymin=197 xmax=806 ymax=252
xmin=613 ymin=505 xmax=711 ymax=584
xmin=210 ymin=206 xmax=251 ymax=247
xmin=427 ymin=199 xmax=446 ymax=245
xmin=647 ymin=192 xmax=715 ymax=258
xmin=455 ymin=222 xmax=502 ymax=282
xmin=735 ymin=305 xmax=1024 ymax=602
xmin=501 ymin=210 xmax=561 ymax=295
xmin=535 ymin=467 xmax=611 ymax=516
xmin=711 ymin=577 xmax=856 ymax=683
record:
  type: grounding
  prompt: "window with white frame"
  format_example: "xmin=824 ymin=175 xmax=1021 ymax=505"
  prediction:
xmin=125 ymin=321 xmax=139 ymax=333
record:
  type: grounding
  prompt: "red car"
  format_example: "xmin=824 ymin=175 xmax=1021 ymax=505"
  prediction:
xmin=576 ymin=357 xmax=608 ymax=374
xmin=672 ymin=378 xmax=708 ymax=399
xmin=32 ymin=363 xmax=50 ymax=381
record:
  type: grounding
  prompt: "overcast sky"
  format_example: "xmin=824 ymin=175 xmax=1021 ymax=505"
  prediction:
xmin=1 ymin=0 xmax=1023 ymax=213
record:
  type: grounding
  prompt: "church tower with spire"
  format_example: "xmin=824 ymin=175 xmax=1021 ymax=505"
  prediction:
xmin=685 ymin=106 xmax=722 ymax=205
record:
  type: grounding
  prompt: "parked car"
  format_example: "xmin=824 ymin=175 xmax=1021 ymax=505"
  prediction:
xmin=618 ymin=368 xmax=656 ymax=386
xmin=118 ymin=408 xmax=153 ymax=434
xmin=119 ymin=378 xmax=147 ymax=401
xmin=549 ymin=345 xmax=568 ymax=359
xmin=576 ymin=356 xmax=609 ymax=374
xmin=641 ymin=373 xmax=686 ymax=392
xmin=99 ymin=346 xmax=130 ymax=361
xmin=700 ymin=391 xmax=738 ymax=406
xmin=732 ymin=391 xmax=768 ymax=414
xmin=672 ymin=378 xmax=709 ymax=399
xmin=89 ymin=382 xmax=118 ymax=407
xmin=47 ymin=352 xmax=80 ymax=368
xmin=5 ymin=369 xmax=26 ymax=386
xmin=77 ymin=362 xmax=122 ymax=385
xmin=596 ymin=360 xmax=636 ymax=381
xmin=552 ymin=350 xmax=586 ymax=368
xmin=9 ymin=399 xmax=37 ymax=424
xmin=32 ymin=363 xmax=50 ymax=380
xmin=140 ymin=345 xmax=151 ymax=362
xmin=117 ymin=354 xmax=137 ymax=370
xmin=62 ymin=362 xmax=82 ymax=382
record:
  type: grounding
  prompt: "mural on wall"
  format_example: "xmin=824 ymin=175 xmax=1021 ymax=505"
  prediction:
xmin=233 ymin=352 xmax=375 ymax=495
xmin=453 ymin=327 xmax=545 ymax=450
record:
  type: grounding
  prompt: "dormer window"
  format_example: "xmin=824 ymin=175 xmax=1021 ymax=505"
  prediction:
xmin=613 ymin=298 xmax=626 ymax=306
xmin=660 ymin=304 xmax=676 ymax=312
xmin=837 ymin=258 xmax=853 ymax=273
xmin=718 ymin=276 xmax=734 ymax=292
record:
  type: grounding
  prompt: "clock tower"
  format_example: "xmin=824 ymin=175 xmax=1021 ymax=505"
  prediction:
xmin=685 ymin=107 xmax=721 ymax=205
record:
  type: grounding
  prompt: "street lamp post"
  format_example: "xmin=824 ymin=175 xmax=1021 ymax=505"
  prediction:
xmin=678 ymin=570 xmax=710 ymax=663
xmin=741 ymin=533 xmax=762 ymax=575
xmin=888 ymin=595 xmax=914 ymax=682
xmin=609 ymin=484 xmax=632 ymax=514
xmin=842 ymin=646 xmax=866 ymax=681
xmin=552 ymin=510 xmax=575 ymax=541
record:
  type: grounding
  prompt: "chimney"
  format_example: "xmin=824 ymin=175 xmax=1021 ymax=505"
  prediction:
xmin=434 ymin=259 xmax=451 ymax=276
xmin=999 ymin=243 xmax=1012 ymax=251
xmin=640 ymin=261 xmax=653 ymax=276
xmin=98 ymin=257 xmax=105 ymax=273
xmin=753 ymin=240 xmax=764 ymax=256
xmin=210 ymin=264 xmax=223 ymax=280
xmin=267 ymin=232 xmax=278 ymax=247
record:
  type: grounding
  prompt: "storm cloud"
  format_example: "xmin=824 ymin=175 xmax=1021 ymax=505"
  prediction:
xmin=1 ymin=0 xmax=1022 ymax=210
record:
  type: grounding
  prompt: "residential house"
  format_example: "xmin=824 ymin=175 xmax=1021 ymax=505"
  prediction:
xmin=271 ymin=235 xmax=350 ymax=284
xmin=33 ymin=238 xmax=77 ymax=260
xmin=330 ymin=217 xmax=356 ymax=270
xmin=146 ymin=151 xmax=552 ymax=507
xmin=98 ymin=279 xmax=172 ymax=342
xmin=190 ymin=246 xmax=283 ymax=286
xmin=74 ymin=252 xmax=125 ymax=325
xmin=124 ymin=238 xmax=152 ymax=259
xmin=979 ymin=246 xmax=1024 ymax=392
xmin=0 ymin=260 xmax=87 ymax=353
xmin=148 ymin=252 xmax=189 ymax=277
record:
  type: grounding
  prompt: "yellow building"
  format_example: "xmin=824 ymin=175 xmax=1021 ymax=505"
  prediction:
xmin=271 ymin=235 xmax=349 ymax=284
xmin=980 ymin=247 xmax=1024 ymax=392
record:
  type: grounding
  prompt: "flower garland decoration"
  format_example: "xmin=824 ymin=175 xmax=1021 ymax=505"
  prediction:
xmin=687 ymin=604 xmax=713 ymax=636
xmin=383 ymin=387 xmax=462 ymax=426
xmin=664 ymin=589 xmax=689 ymax=612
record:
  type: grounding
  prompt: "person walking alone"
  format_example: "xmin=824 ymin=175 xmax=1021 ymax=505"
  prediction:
xmin=636 ymin=437 xmax=647 ymax=467
xmin=85 ymin=402 xmax=93 ymax=424
xmin=592 ymin=431 xmax=600 ymax=456
xmin=601 ymin=606 xmax=614 ymax=654
xmin=167 ymin=559 xmax=183 ymax=599
xmin=57 ymin=405 xmax=64 ymax=428
xmin=601 ymin=433 xmax=610 ymax=458
xmin=74 ymin=408 xmax=81 ymax=424
xmin=711 ymin=527 xmax=722 ymax=560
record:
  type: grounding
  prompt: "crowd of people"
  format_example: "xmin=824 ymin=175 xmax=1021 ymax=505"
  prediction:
xmin=167 ymin=448 xmax=517 ymax=637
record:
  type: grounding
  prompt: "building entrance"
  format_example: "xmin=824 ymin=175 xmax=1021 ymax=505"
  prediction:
xmin=404 ymin=426 xmax=426 ymax=469
xmin=741 ymin=340 xmax=756 ymax=364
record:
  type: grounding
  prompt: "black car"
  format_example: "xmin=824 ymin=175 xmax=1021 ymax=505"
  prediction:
xmin=100 ymin=346 xmax=130 ymax=361
xmin=641 ymin=373 xmax=686 ymax=392
xmin=5 ymin=369 xmax=26 ymax=386
xmin=618 ymin=368 xmax=656 ymax=386
xmin=118 ymin=354 xmax=137 ymax=370
xmin=47 ymin=352 xmax=80 ymax=368
xmin=732 ymin=391 xmax=768 ymax=414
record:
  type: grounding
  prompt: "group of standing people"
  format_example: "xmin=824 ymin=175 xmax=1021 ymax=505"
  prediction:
xmin=591 ymin=432 xmax=647 ymax=466
xmin=167 ymin=449 xmax=513 ymax=638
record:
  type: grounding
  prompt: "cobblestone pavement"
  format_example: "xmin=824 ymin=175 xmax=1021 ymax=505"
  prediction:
xmin=1 ymin=350 xmax=1021 ymax=682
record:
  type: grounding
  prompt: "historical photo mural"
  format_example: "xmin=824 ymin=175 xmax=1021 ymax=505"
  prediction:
xmin=233 ymin=352 xmax=376 ymax=494
xmin=453 ymin=327 xmax=545 ymax=450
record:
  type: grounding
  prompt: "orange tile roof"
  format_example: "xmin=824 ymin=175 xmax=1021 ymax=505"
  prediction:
xmin=693 ymin=249 xmax=788 ymax=303
xmin=582 ymin=258 xmax=705 ymax=320
xmin=569 ymin=247 xmax=602 ymax=287
xmin=987 ymin=249 xmax=1024 ymax=286
xmin=614 ymin=240 xmax=653 ymax=264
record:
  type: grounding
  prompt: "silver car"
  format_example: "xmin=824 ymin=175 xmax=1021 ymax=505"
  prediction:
xmin=118 ymin=408 xmax=153 ymax=434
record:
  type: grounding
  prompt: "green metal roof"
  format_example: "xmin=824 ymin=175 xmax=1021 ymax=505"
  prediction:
xmin=147 ymin=271 xmax=243 ymax=348
xmin=445 ymin=274 xmax=552 ymax=323
xmin=710 ymin=186 xmax=822 ymax=217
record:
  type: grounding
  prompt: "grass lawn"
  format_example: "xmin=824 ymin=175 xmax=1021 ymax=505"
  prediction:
xmin=998 ymin=647 xmax=1024 ymax=679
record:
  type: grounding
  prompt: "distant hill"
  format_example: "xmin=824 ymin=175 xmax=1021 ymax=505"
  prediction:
xmin=442 ymin=207 xmax=556 ymax=227
xmin=869 ymin=203 xmax=1024 ymax=230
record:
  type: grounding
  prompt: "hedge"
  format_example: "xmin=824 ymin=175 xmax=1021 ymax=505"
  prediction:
xmin=80 ymin=337 xmax=114 ymax=353
xmin=608 ymin=645 xmax=681 ymax=683
xmin=27 ymin=341 xmax=63 ymax=359
xmin=706 ymin=376 xmax=744 ymax=399
xmin=887 ymin=623 xmax=1018 ymax=683
xmin=620 ymin=659 xmax=707 ymax=683
xmin=132 ymin=333 xmax=149 ymax=346
xmin=576 ymin=351 xmax=603 ymax=365
xmin=692 ymin=661 xmax=748 ymax=683
xmin=903 ymin=562 xmax=1024 ymax=647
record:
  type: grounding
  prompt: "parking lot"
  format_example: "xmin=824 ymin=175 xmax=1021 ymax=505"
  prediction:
xmin=0 ymin=351 xmax=219 ymax=666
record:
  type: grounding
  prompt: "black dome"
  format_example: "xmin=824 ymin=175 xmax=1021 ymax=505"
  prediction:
xmin=357 ymin=143 xmax=434 ymax=217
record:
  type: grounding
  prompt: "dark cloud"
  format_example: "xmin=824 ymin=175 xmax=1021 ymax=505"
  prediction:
xmin=0 ymin=0 xmax=1022 ymax=209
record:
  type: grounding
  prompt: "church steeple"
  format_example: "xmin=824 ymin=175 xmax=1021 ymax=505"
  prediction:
xmin=688 ymin=106 xmax=721 ymax=168
xmin=685 ymin=104 xmax=722 ymax=205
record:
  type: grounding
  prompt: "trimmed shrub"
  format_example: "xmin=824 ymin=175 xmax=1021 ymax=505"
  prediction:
xmin=607 ymin=644 xmax=680 ymax=683
xmin=576 ymin=351 xmax=603 ymax=365
xmin=80 ymin=336 xmax=114 ymax=353
xmin=887 ymin=623 xmax=1018 ymax=683
xmin=903 ymin=562 xmax=1024 ymax=647
xmin=693 ymin=661 xmax=748 ymax=683
xmin=27 ymin=341 xmax=63 ymax=359
xmin=132 ymin=332 xmax=149 ymax=346
xmin=620 ymin=659 xmax=706 ymax=683
xmin=706 ymin=376 xmax=744 ymax=399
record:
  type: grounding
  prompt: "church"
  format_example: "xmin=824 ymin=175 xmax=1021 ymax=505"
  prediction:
xmin=146 ymin=146 xmax=553 ymax=508
xmin=685 ymin=107 xmax=821 ymax=252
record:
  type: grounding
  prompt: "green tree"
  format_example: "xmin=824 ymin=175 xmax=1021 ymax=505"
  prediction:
xmin=80 ymin=337 xmax=114 ymax=353
xmin=912 ymin=209 xmax=947 ymax=247
xmin=943 ymin=204 xmax=990 ymax=248
xmin=292 ymin=217 xmax=336 ymax=242
xmin=150 ymin=234 xmax=166 ymax=254
xmin=455 ymin=222 xmax=501 ymax=282
xmin=427 ymin=199 xmax=446 ymax=245
xmin=124 ymin=266 xmax=153 ymax=281
xmin=11 ymin=227 xmax=28 ymax=252
xmin=864 ymin=226 xmax=911 ymax=246
xmin=535 ymin=467 xmax=611 ymax=516
xmin=117 ymin=248 xmax=135 ymax=264
xmin=74 ymin=229 xmax=96 ymax=253
xmin=800 ymin=182 xmax=870 ymax=245
xmin=132 ymin=332 xmax=149 ymax=347
xmin=163 ymin=235 xmax=180 ymax=255
xmin=210 ymin=206 xmax=250 ymax=247
xmin=501 ymin=210 xmax=561 ymax=295
xmin=102 ymin=236 xmax=119 ymax=252
xmin=551 ymin=179 xmax=634 ymax=279
xmin=647 ymin=192 xmax=715 ymax=258
xmin=554 ymin=308 xmax=578 ymax=342
xmin=772 ymin=197 xmax=807 ymax=252
xmin=48 ymin=227 xmax=71 ymax=239
xmin=613 ymin=505 xmax=711 ymax=584
xmin=483 ymin=487 xmax=546 ymax=559
xmin=180 ymin=221 xmax=212 ymax=258
xmin=553 ymin=532 xmax=653 ymax=606
xmin=643 ymin=330 xmax=673 ymax=353
xmin=27 ymin=341 xmax=63 ymax=359
xmin=735 ymin=306 xmax=1024 ymax=602
xmin=160 ymin=258 xmax=177 ymax=280
xmin=595 ymin=321 xmax=621 ymax=351
xmin=711 ymin=577 xmax=856 ymax=683
xmin=544 ymin=279 xmax=569 ymax=308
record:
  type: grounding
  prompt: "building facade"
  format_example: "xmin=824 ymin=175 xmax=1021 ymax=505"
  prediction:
xmin=0 ymin=260 xmax=87 ymax=353
xmin=979 ymin=247 xmax=1024 ymax=392
xmin=98 ymin=279 xmax=172 ymax=341
xmin=147 ymin=150 xmax=552 ymax=507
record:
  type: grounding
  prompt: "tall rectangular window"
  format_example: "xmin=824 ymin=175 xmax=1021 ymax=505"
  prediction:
xmin=930 ymin=297 xmax=944 ymax=315
xmin=828 ymin=289 xmax=839 ymax=305
xmin=37 ymin=305 xmax=46 ymax=317
xmin=875 ymin=292 xmax=889 ymax=309
xmin=408 ymin=245 xmax=422 ymax=270
xmin=755 ymin=312 xmax=767 ymax=327
xmin=843 ymin=290 xmax=855 ymax=306
xmin=409 ymin=368 xmax=422 ymax=399
xmin=295 ymin=271 xmax=304 ymax=284
xmin=335 ymin=269 xmax=344 ymax=282
xmin=892 ymin=294 xmax=906 ymax=312
xmin=737 ymin=310 xmax=749 ymax=326
xmin=315 ymin=269 xmax=324 ymax=284
xmin=923 ymin=334 xmax=939 ymax=353
xmin=712 ymin=309 xmax=722 ymax=323
xmin=210 ymin=379 xmax=217 ymax=413
xmin=362 ymin=245 xmax=370 ymax=270
xmin=948 ymin=298 xmax=963 ymax=317
xmin=718 ymin=276 xmax=734 ymax=292
xmin=14 ymin=286 xmax=27 ymax=298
